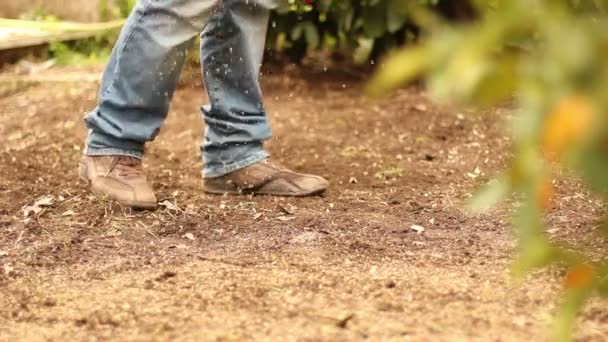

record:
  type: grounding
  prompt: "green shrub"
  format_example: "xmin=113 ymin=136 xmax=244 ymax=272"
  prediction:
xmin=268 ymin=0 xmax=440 ymax=63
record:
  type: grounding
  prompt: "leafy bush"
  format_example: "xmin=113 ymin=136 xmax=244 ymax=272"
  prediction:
xmin=268 ymin=0 xmax=443 ymax=63
xmin=369 ymin=1 xmax=608 ymax=340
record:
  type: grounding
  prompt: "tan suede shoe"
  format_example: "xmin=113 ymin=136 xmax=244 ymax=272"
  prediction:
xmin=203 ymin=160 xmax=329 ymax=197
xmin=79 ymin=155 xmax=157 ymax=209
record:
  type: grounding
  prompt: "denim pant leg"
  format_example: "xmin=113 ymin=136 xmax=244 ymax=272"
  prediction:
xmin=85 ymin=0 xmax=219 ymax=158
xmin=200 ymin=0 xmax=278 ymax=178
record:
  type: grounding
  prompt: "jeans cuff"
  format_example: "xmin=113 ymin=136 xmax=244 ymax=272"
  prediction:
xmin=203 ymin=150 xmax=269 ymax=178
xmin=85 ymin=147 xmax=144 ymax=159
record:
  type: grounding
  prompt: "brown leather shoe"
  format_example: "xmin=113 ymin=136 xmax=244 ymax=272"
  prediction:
xmin=203 ymin=160 xmax=329 ymax=197
xmin=79 ymin=155 xmax=157 ymax=209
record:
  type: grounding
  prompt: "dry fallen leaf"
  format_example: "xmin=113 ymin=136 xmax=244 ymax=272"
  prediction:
xmin=253 ymin=213 xmax=263 ymax=220
xmin=276 ymin=216 xmax=296 ymax=222
xmin=61 ymin=210 xmax=76 ymax=217
xmin=414 ymin=104 xmax=428 ymax=112
xmin=466 ymin=166 xmax=481 ymax=179
xmin=105 ymin=229 xmax=122 ymax=238
xmin=159 ymin=200 xmax=180 ymax=212
xmin=23 ymin=195 xmax=55 ymax=217
xmin=336 ymin=313 xmax=355 ymax=329
xmin=410 ymin=225 xmax=425 ymax=234
xmin=3 ymin=264 xmax=14 ymax=275
xmin=278 ymin=204 xmax=295 ymax=215
xmin=182 ymin=233 xmax=195 ymax=241
xmin=0 ymin=251 xmax=8 ymax=258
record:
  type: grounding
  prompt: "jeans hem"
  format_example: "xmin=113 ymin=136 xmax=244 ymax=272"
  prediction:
xmin=203 ymin=150 xmax=269 ymax=178
xmin=86 ymin=147 xmax=144 ymax=159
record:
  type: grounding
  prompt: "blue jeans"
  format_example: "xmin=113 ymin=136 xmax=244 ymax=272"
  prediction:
xmin=84 ymin=0 xmax=277 ymax=177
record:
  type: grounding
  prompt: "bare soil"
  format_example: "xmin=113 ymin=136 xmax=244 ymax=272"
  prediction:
xmin=0 ymin=65 xmax=607 ymax=341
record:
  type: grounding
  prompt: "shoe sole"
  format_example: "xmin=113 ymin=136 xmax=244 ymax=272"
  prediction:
xmin=78 ymin=162 xmax=158 ymax=210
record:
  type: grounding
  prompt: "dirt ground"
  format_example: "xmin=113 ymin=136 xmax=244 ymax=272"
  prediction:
xmin=0 ymin=64 xmax=607 ymax=341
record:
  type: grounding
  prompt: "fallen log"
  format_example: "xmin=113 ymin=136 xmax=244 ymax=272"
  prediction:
xmin=0 ymin=18 xmax=124 ymax=51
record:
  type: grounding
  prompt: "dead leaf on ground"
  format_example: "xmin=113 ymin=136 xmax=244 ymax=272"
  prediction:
xmin=182 ymin=233 xmax=195 ymax=241
xmin=278 ymin=203 xmax=296 ymax=215
xmin=61 ymin=210 xmax=76 ymax=217
xmin=104 ymin=229 xmax=122 ymax=238
xmin=22 ymin=195 xmax=55 ymax=218
xmin=410 ymin=225 xmax=425 ymax=234
xmin=336 ymin=313 xmax=355 ymax=328
xmin=3 ymin=264 xmax=14 ymax=275
xmin=168 ymin=244 xmax=188 ymax=250
xmin=276 ymin=216 xmax=296 ymax=222
xmin=0 ymin=251 xmax=8 ymax=258
xmin=155 ymin=271 xmax=177 ymax=282
xmin=159 ymin=200 xmax=181 ymax=212
xmin=413 ymin=104 xmax=428 ymax=112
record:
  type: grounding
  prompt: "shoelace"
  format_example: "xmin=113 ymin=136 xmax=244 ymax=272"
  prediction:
xmin=107 ymin=156 xmax=143 ymax=178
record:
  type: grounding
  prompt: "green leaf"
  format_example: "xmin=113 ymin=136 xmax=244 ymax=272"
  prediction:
xmin=467 ymin=177 xmax=510 ymax=213
xmin=386 ymin=0 xmax=407 ymax=33
xmin=366 ymin=45 xmax=431 ymax=97
xmin=291 ymin=23 xmax=304 ymax=41
xmin=304 ymin=22 xmax=320 ymax=50
xmin=553 ymin=288 xmax=593 ymax=342
xmin=468 ymin=56 xmax=520 ymax=106
xmin=362 ymin=0 xmax=388 ymax=38
xmin=511 ymin=237 xmax=557 ymax=279
xmin=353 ymin=37 xmax=375 ymax=65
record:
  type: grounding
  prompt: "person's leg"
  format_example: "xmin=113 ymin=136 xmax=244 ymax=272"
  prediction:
xmin=80 ymin=0 xmax=219 ymax=208
xmin=85 ymin=0 xmax=219 ymax=157
xmin=199 ymin=0 xmax=274 ymax=178
xmin=199 ymin=0 xmax=329 ymax=196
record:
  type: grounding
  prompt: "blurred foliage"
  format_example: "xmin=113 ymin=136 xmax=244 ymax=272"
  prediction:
xmin=49 ymin=37 xmax=116 ymax=66
xmin=368 ymin=0 xmax=608 ymax=340
xmin=18 ymin=8 xmax=61 ymax=23
xmin=268 ymin=0 xmax=441 ymax=63
xmin=12 ymin=2 xmax=125 ymax=66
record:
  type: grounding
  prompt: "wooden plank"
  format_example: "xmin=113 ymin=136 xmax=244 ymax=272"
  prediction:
xmin=0 ymin=31 xmax=103 ymax=50
xmin=0 ymin=19 xmax=124 ymax=51
xmin=0 ymin=19 xmax=125 ymax=32
xmin=0 ymin=74 xmax=100 ymax=83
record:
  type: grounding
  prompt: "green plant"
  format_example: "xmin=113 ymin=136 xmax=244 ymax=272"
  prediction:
xmin=32 ymin=0 xmax=132 ymax=66
xmin=268 ymin=0 xmax=444 ymax=63
xmin=98 ymin=0 xmax=137 ymax=20
xmin=49 ymin=36 xmax=115 ymax=66
xmin=115 ymin=0 xmax=137 ymax=17
xmin=19 ymin=7 xmax=60 ymax=22
xmin=369 ymin=0 xmax=608 ymax=340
